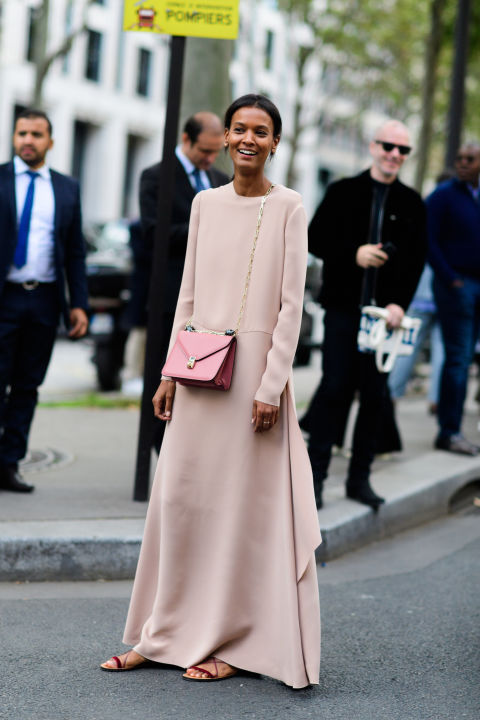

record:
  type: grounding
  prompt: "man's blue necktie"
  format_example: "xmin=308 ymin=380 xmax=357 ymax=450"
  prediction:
xmin=14 ymin=170 xmax=39 ymax=268
xmin=192 ymin=168 xmax=206 ymax=193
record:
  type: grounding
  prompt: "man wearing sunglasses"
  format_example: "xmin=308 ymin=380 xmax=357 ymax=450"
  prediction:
xmin=301 ymin=120 xmax=426 ymax=510
xmin=427 ymin=143 xmax=480 ymax=455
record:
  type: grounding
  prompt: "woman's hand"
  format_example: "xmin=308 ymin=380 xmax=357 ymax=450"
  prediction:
xmin=153 ymin=380 xmax=176 ymax=421
xmin=252 ymin=400 xmax=279 ymax=433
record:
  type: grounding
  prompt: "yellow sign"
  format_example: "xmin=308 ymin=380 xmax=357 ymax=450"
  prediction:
xmin=123 ymin=1 xmax=239 ymax=39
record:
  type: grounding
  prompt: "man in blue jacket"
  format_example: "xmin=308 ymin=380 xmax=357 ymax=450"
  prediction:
xmin=0 ymin=109 xmax=88 ymax=492
xmin=428 ymin=143 xmax=480 ymax=455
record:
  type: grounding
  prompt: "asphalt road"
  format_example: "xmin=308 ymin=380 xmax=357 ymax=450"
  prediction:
xmin=1 ymin=512 xmax=479 ymax=720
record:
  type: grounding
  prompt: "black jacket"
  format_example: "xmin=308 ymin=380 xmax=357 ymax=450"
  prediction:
xmin=139 ymin=157 xmax=229 ymax=312
xmin=308 ymin=170 xmax=427 ymax=312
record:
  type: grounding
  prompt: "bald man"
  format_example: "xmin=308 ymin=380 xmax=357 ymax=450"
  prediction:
xmin=302 ymin=120 xmax=426 ymax=510
xmin=428 ymin=143 xmax=480 ymax=455
xmin=137 ymin=112 xmax=229 ymax=449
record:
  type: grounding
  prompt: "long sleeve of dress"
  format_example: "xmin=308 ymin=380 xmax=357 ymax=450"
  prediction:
xmin=164 ymin=193 xmax=200 ymax=361
xmin=254 ymin=203 xmax=308 ymax=407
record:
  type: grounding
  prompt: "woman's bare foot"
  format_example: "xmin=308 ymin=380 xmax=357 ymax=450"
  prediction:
xmin=183 ymin=656 xmax=237 ymax=681
xmin=100 ymin=649 xmax=147 ymax=671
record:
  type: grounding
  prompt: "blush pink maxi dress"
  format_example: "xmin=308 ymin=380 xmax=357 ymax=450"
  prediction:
xmin=123 ymin=182 xmax=321 ymax=688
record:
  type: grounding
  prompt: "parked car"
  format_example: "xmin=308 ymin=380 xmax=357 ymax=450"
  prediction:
xmin=295 ymin=253 xmax=323 ymax=366
xmin=85 ymin=220 xmax=133 ymax=391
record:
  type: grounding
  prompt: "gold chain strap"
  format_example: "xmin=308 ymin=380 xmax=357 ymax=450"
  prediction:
xmin=187 ymin=184 xmax=275 ymax=336
xmin=234 ymin=183 xmax=274 ymax=334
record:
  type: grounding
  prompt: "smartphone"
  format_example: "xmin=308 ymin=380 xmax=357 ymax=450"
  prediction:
xmin=382 ymin=242 xmax=397 ymax=260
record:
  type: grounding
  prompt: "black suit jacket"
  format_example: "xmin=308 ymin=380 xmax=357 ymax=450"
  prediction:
xmin=0 ymin=160 xmax=88 ymax=327
xmin=308 ymin=170 xmax=427 ymax=312
xmin=139 ymin=156 xmax=229 ymax=312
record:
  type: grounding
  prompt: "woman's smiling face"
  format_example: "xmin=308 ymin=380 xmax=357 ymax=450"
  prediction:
xmin=225 ymin=106 xmax=280 ymax=172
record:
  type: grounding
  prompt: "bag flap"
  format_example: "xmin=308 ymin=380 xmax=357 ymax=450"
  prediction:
xmin=177 ymin=330 xmax=234 ymax=362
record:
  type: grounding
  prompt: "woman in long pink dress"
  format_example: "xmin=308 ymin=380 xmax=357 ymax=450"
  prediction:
xmin=101 ymin=95 xmax=321 ymax=688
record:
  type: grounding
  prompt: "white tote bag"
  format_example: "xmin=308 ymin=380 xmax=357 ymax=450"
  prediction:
xmin=357 ymin=305 xmax=421 ymax=373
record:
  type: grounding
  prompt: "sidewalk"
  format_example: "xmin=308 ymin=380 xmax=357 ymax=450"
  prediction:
xmin=1 ymin=349 xmax=480 ymax=581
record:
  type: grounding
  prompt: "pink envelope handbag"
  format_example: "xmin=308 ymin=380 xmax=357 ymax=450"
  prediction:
xmin=162 ymin=185 xmax=274 ymax=391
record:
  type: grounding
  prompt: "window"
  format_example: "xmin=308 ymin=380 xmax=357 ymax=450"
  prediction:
xmin=62 ymin=1 xmax=74 ymax=73
xmin=26 ymin=7 xmax=38 ymax=62
xmin=122 ymin=134 xmax=143 ymax=215
xmin=136 ymin=48 xmax=152 ymax=96
xmin=71 ymin=120 xmax=89 ymax=181
xmin=265 ymin=30 xmax=274 ymax=70
xmin=85 ymin=30 xmax=102 ymax=81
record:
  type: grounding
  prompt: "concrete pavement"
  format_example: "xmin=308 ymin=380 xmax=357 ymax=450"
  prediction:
xmin=1 ymin=343 xmax=480 ymax=580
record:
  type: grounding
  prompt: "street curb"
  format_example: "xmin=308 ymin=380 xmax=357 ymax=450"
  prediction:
xmin=0 ymin=519 xmax=144 ymax=582
xmin=0 ymin=538 xmax=141 ymax=582
xmin=316 ymin=451 xmax=480 ymax=562
xmin=1 ymin=453 xmax=479 ymax=581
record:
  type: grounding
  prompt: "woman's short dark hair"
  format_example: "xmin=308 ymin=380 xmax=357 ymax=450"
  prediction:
xmin=224 ymin=95 xmax=282 ymax=138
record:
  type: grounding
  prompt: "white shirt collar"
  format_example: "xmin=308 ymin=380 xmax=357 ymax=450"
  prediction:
xmin=14 ymin=155 xmax=51 ymax=180
xmin=175 ymin=145 xmax=198 ymax=177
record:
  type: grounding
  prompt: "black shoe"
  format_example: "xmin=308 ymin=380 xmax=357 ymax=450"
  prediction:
xmin=299 ymin=413 xmax=311 ymax=434
xmin=312 ymin=470 xmax=324 ymax=510
xmin=346 ymin=481 xmax=385 ymax=512
xmin=0 ymin=466 xmax=34 ymax=493
xmin=434 ymin=434 xmax=480 ymax=456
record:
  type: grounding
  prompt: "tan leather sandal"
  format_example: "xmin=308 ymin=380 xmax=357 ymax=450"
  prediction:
xmin=183 ymin=656 xmax=237 ymax=681
xmin=100 ymin=650 xmax=149 ymax=671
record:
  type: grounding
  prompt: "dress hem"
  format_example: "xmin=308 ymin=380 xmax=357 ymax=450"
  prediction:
xmin=126 ymin=642 xmax=319 ymax=689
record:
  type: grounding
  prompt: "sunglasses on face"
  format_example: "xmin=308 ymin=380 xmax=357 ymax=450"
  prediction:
xmin=374 ymin=140 xmax=411 ymax=156
xmin=456 ymin=154 xmax=477 ymax=164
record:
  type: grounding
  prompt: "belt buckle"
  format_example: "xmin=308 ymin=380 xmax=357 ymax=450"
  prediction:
xmin=23 ymin=280 xmax=39 ymax=291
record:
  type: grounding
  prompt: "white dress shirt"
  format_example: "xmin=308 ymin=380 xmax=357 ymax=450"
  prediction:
xmin=8 ymin=155 xmax=56 ymax=283
xmin=175 ymin=146 xmax=211 ymax=191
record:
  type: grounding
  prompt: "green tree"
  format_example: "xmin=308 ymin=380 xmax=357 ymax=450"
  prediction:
xmin=179 ymin=37 xmax=233 ymax=174
xmin=276 ymin=1 xmax=317 ymax=187
xmin=279 ymin=0 xmax=429 ymax=186
xmin=279 ymin=0 xmax=480 ymax=191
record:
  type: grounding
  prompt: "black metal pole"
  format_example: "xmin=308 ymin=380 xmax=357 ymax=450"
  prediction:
xmin=444 ymin=0 xmax=472 ymax=170
xmin=133 ymin=35 xmax=186 ymax=501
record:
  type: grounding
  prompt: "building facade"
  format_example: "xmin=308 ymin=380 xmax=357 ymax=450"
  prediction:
xmin=0 ymin=0 xmax=390 ymax=225
xmin=0 ymin=0 xmax=168 ymax=222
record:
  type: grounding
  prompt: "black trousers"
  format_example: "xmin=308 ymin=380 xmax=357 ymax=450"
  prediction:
xmin=306 ymin=307 xmax=388 ymax=487
xmin=0 ymin=282 xmax=59 ymax=467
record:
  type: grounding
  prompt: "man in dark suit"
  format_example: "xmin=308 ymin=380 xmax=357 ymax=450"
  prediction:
xmin=139 ymin=111 xmax=229 ymax=324
xmin=136 ymin=112 xmax=229 ymax=447
xmin=0 ymin=109 xmax=88 ymax=493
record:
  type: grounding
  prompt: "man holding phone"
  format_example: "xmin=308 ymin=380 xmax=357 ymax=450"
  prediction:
xmin=302 ymin=120 xmax=426 ymax=510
